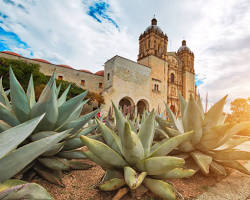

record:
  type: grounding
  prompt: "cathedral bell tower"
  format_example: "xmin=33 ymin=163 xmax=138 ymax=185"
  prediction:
xmin=138 ymin=18 xmax=168 ymax=61
xmin=177 ymin=40 xmax=195 ymax=99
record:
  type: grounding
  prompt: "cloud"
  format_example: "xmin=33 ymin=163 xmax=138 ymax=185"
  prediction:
xmin=0 ymin=0 xmax=250 ymax=112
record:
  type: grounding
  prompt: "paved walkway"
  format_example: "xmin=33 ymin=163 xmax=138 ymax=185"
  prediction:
xmin=196 ymin=142 xmax=250 ymax=200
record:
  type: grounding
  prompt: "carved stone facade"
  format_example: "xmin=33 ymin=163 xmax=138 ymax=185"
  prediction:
xmin=0 ymin=17 xmax=196 ymax=116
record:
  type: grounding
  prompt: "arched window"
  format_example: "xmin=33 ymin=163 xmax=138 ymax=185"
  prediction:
xmin=170 ymin=73 xmax=175 ymax=83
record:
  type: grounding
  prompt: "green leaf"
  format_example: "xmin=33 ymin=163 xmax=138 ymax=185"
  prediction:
xmin=9 ymin=67 xmax=30 ymax=122
xmin=122 ymin=122 xmax=144 ymax=165
xmin=26 ymin=74 xmax=36 ymax=108
xmin=97 ymin=119 xmax=122 ymax=154
xmin=58 ymin=150 xmax=87 ymax=159
xmin=59 ymin=109 xmax=99 ymax=134
xmin=56 ymin=90 xmax=88 ymax=127
xmin=56 ymin=83 xmax=62 ymax=98
xmin=80 ymin=136 xmax=127 ymax=168
xmin=34 ymin=165 xmax=64 ymax=187
xmin=0 ymin=120 xmax=11 ymax=133
xmin=216 ymin=121 xmax=250 ymax=148
xmin=165 ymin=102 xmax=184 ymax=133
xmin=137 ymin=156 xmax=185 ymax=175
xmin=30 ymin=81 xmax=58 ymax=131
xmin=211 ymin=150 xmax=250 ymax=160
xmin=0 ymin=115 xmax=44 ymax=159
xmin=0 ymin=129 xmax=69 ymax=182
xmin=138 ymin=110 xmax=155 ymax=157
xmin=0 ymin=102 xmax=20 ymax=126
xmin=183 ymin=95 xmax=203 ymax=145
xmin=42 ymin=142 xmax=65 ymax=156
xmin=63 ymin=125 xmax=97 ymax=151
xmin=196 ymin=94 xmax=204 ymax=119
xmin=99 ymin=178 xmax=125 ymax=191
xmin=0 ymin=180 xmax=54 ymax=200
xmin=217 ymin=160 xmax=250 ymax=175
xmin=153 ymin=168 xmax=196 ymax=179
xmin=0 ymin=77 xmax=11 ymax=108
xmin=57 ymin=84 xmax=70 ymax=107
xmin=210 ymin=161 xmax=227 ymax=176
xmin=190 ymin=151 xmax=212 ymax=175
xmin=143 ymin=178 xmax=176 ymax=200
xmin=83 ymin=150 xmax=113 ymax=169
xmin=39 ymin=157 xmax=70 ymax=171
xmin=150 ymin=131 xmax=194 ymax=157
xmin=124 ymin=166 xmax=146 ymax=190
xmin=68 ymin=160 xmax=92 ymax=170
xmin=178 ymin=92 xmax=187 ymax=117
xmin=112 ymin=102 xmax=126 ymax=143
xmin=203 ymin=95 xmax=227 ymax=131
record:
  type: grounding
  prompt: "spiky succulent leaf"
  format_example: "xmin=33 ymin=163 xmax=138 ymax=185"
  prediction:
xmin=138 ymin=110 xmax=155 ymax=157
xmin=9 ymin=67 xmax=30 ymax=122
xmin=190 ymin=151 xmax=212 ymax=175
xmin=178 ymin=92 xmax=187 ymax=117
xmin=97 ymin=119 xmax=122 ymax=154
xmin=30 ymin=81 xmax=58 ymax=131
xmin=99 ymin=178 xmax=126 ymax=191
xmin=143 ymin=178 xmax=176 ymax=200
xmin=124 ymin=166 xmax=147 ymax=190
xmin=183 ymin=95 xmax=203 ymax=145
xmin=150 ymin=131 xmax=194 ymax=157
xmin=203 ymin=95 xmax=227 ymax=131
xmin=153 ymin=168 xmax=196 ymax=179
xmin=0 ymin=103 xmax=20 ymax=126
xmin=80 ymin=135 xmax=127 ymax=168
xmin=83 ymin=150 xmax=113 ymax=169
xmin=136 ymin=156 xmax=185 ymax=175
xmin=122 ymin=122 xmax=144 ymax=165
xmin=0 ymin=77 xmax=10 ymax=108
xmin=0 ymin=130 xmax=70 ymax=182
xmin=26 ymin=74 xmax=36 ymax=108
xmin=0 ymin=115 xmax=44 ymax=159
xmin=56 ymin=90 xmax=88 ymax=127
xmin=0 ymin=180 xmax=54 ymax=200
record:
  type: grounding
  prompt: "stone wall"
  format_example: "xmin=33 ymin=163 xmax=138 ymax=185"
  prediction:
xmin=0 ymin=52 xmax=104 ymax=93
xmin=102 ymin=56 xmax=151 ymax=114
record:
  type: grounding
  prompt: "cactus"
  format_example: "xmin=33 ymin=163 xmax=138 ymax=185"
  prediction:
xmin=158 ymin=94 xmax=250 ymax=176
xmin=80 ymin=103 xmax=195 ymax=200
xmin=0 ymin=68 xmax=99 ymax=185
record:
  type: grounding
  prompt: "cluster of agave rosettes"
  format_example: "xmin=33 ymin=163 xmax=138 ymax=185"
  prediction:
xmin=0 ymin=68 xmax=99 ymax=187
xmin=157 ymin=94 xmax=250 ymax=176
xmin=81 ymin=103 xmax=196 ymax=200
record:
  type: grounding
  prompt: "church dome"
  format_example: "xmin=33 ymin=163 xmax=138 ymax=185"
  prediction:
xmin=144 ymin=18 xmax=164 ymax=34
xmin=177 ymin=40 xmax=193 ymax=53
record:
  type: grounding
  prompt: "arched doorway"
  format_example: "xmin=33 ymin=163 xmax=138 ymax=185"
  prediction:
xmin=119 ymin=97 xmax=135 ymax=116
xmin=137 ymin=99 xmax=149 ymax=115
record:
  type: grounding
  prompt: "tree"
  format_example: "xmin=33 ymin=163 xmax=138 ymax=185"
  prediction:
xmin=226 ymin=98 xmax=250 ymax=123
xmin=0 ymin=57 xmax=104 ymax=104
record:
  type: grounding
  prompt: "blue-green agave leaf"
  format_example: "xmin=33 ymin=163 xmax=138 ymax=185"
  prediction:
xmin=0 ymin=114 xmax=45 ymax=159
xmin=56 ymin=83 xmax=62 ymax=98
xmin=0 ymin=129 xmax=69 ymax=182
xmin=30 ymin=82 xmax=58 ymax=131
xmin=26 ymin=74 xmax=36 ymax=108
xmin=57 ymin=84 xmax=71 ymax=107
xmin=0 ymin=102 xmax=20 ymax=126
xmin=0 ymin=77 xmax=11 ymax=108
xmin=56 ymin=90 xmax=88 ymax=127
xmin=9 ymin=67 xmax=30 ymax=122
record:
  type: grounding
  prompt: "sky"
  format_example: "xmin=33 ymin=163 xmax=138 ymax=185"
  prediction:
xmin=0 ymin=0 xmax=250 ymax=110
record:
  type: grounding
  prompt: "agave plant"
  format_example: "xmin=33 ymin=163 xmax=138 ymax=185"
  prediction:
xmin=158 ymin=94 xmax=250 ymax=176
xmin=0 ymin=68 xmax=99 ymax=185
xmin=80 ymin=103 xmax=196 ymax=200
xmin=0 ymin=179 xmax=53 ymax=200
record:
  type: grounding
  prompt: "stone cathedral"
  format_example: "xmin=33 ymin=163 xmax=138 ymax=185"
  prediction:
xmin=0 ymin=17 xmax=196 ymax=116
